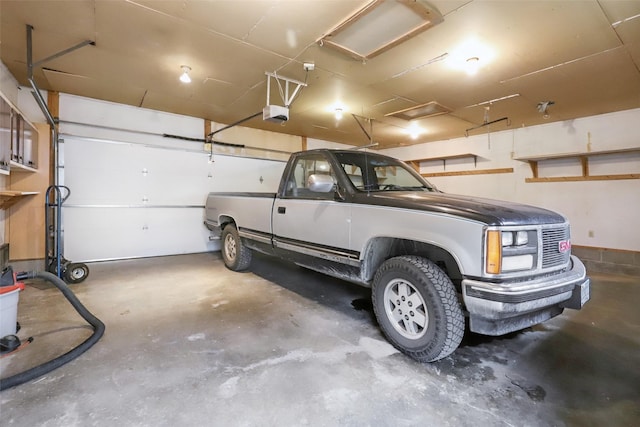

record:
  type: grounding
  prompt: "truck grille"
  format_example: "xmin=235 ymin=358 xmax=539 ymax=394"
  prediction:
xmin=542 ymin=227 xmax=570 ymax=268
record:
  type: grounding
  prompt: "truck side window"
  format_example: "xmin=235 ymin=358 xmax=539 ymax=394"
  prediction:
xmin=340 ymin=161 xmax=378 ymax=190
xmin=342 ymin=164 xmax=364 ymax=189
xmin=284 ymin=154 xmax=335 ymax=199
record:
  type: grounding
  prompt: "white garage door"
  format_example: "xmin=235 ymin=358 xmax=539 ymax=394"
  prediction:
xmin=60 ymin=136 xmax=285 ymax=262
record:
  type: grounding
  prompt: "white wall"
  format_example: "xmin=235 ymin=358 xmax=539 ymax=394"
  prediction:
xmin=58 ymin=94 xmax=286 ymax=261
xmin=27 ymin=84 xmax=640 ymax=256
xmin=382 ymin=108 xmax=640 ymax=252
xmin=307 ymin=137 xmax=353 ymax=150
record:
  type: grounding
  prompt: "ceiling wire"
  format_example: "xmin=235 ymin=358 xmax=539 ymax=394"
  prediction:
xmin=500 ymin=46 xmax=624 ymax=84
xmin=596 ymin=0 xmax=640 ymax=75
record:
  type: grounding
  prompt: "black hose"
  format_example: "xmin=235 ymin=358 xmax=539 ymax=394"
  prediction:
xmin=0 ymin=271 xmax=105 ymax=391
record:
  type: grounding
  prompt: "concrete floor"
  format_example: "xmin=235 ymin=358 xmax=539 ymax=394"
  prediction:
xmin=1 ymin=252 xmax=638 ymax=426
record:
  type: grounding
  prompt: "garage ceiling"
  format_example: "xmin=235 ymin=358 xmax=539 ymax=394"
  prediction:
xmin=1 ymin=0 xmax=639 ymax=149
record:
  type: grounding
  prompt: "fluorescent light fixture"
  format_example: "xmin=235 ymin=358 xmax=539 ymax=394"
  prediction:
xmin=319 ymin=0 xmax=443 ymax=61
xmin=179 ymin=65 xmax=191 ymax=83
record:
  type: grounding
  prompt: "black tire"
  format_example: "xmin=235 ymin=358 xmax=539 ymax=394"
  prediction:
xmin=63 ymin=263 xmax=90 ymax=284
xmin=372 ymin=255 xmax=464 ymax=362
xmin=221 ymin=224 xmax=252 ymax=271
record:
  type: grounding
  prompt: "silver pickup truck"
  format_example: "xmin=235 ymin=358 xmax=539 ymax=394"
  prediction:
xmin=204 ymin=149 xmax=590 ymax=361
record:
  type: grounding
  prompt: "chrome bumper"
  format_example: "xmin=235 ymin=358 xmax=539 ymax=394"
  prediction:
xmin=462 ymin=256 xmax=590 ymax=335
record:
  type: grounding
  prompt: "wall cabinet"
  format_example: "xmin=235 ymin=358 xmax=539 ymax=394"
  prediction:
xmin=10 ymin=111 xmax=22 ymax=163
xmin=22 ymin=119 xmax=38 ymax=169
xmin=0 ymin=95 xmax=38 ymax=173
xmin=1 ymin=94 xmax=45 ymax=261
xmin=0 ymin=96 xmax=11 ymax=174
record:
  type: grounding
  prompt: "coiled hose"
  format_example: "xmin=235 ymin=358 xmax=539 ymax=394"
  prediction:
xmin=0 ymin=271 xmax=105 ymax=391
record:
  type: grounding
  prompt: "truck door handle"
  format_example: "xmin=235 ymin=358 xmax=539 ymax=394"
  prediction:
xmin=277 ymin=206 xmax=286 ymax=214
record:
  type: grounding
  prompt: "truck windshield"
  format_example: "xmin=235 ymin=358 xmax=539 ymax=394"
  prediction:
xmin=334 ymin=152 xmax=435 ymax=192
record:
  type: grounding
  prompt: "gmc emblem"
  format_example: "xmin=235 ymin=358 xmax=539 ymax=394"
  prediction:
xmin=559 ymin=240 xmax=571 ymax=253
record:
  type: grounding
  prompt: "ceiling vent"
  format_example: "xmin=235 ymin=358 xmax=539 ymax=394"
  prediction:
xmin=318 ymin=0 xmax=443 ymax=61
xmin=386 ymin=101 xmax=451 ymax=120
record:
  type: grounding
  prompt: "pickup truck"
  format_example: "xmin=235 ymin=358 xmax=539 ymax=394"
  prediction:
xmin=204 ymin=149 xmax=590 ymax=362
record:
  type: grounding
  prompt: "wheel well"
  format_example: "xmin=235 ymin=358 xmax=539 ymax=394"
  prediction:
xmin=218 ymin=215 xmax=235 ymax=230
xmin=361 ymin=237 xmax=462 ymax=290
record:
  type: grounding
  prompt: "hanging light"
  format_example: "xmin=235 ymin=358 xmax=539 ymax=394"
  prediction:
xmin=179 ymin=66 xmax=192 ymax=83
xmin=407 ymin=122 xmax=423 ymax=139
xmin=334 ymin=107 xmax=343 ymax=120
xmin=465 ymin=57 xmax=480 ymax=75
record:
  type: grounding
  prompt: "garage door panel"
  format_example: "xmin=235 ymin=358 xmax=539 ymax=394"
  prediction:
xmin=62 ymin=207 xmax=219 ymax=262
xmin=63 ymin=137 xmax=215 ymax=206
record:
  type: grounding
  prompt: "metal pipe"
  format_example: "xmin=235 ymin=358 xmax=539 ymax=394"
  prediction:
xmin=33 ymin=40 xmax=94 ymax=68
xmin=26 ymin=25 xmax=59 ymax=186
xmin=27 ymin=25 xmax=94 ymax=185
xmin=352 ymin=114 xmax=372 ymax=142
xmin=465 ymin=116 xmax=511 ymax=137
xmin=206 ymin=111 xmax=262 ymax=159
xmin=206 ymin=112 xmax=263 ymax=140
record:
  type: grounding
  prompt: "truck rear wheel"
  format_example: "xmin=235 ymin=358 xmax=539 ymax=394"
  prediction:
xmin=372 ymin=255 xmax=464 ymax=362
xmin=221 ymin=224 xmax=252 ymax=271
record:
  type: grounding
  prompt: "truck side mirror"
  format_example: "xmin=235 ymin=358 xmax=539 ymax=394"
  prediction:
xmin=307 ymin=174 xmax=335 ymax=193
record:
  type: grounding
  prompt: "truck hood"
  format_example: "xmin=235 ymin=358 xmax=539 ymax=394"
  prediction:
xmin=355 ymin=191 xmax=566 ymax=226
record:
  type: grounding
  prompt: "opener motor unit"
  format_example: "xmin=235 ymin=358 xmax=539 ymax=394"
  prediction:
xmin=263 ymin=105 xmax=289 ymax=123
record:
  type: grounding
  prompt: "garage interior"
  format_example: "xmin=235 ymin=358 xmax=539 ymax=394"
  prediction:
xmin=0 ymin=0 xmax=639 ymax=425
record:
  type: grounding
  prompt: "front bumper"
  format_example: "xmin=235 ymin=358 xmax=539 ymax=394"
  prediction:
xmin=462 ymin=255 xmax=590 ymax=335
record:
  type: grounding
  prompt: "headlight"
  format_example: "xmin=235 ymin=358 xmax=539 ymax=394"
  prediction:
xmin=515 ymin=231 xmax=528 ymax=246
xmin=501 ymin=231 xmax=528 ymax=247
xmin=486 ymin=229 xmax=537 ymax=274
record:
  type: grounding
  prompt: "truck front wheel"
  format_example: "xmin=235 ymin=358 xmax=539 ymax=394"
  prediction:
xmin=221 ymin=224 xmax=252 ymax=271
xmin=372 ymin=256 xmax=464 ymax=362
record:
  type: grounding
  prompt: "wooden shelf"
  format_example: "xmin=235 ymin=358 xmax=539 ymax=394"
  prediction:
xmin=422 ymin=168 xmax=513 ymax=178
xmin=406 ymin=153 xmax=511 ymax=177
xmin=408 ymin=153 xmax=479 ymax=169
xmin=514 ymin=148 xmax=640 ymax=183
xmin=513 ymin=147 xmax=640 ymax=162
xmin=0 ymin=190 xmax=39 ymax=210
xmin=10 ymin=160 xmax=37 ymax=173
xmin=525 ymin=174 xmax=640 ymax=183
